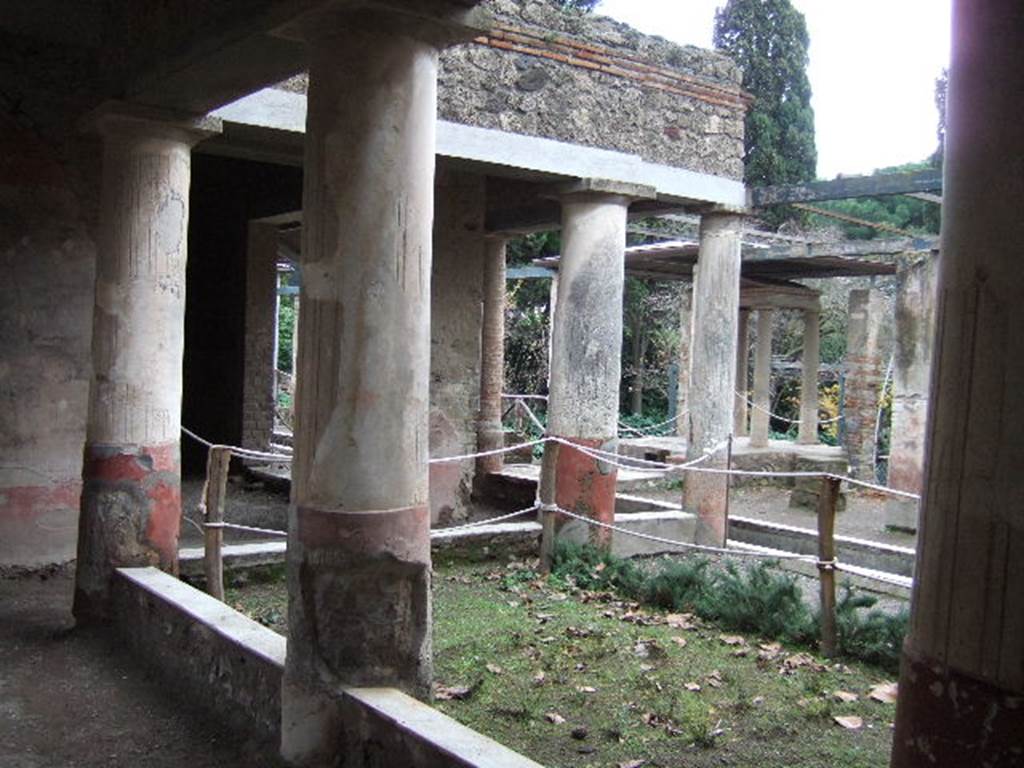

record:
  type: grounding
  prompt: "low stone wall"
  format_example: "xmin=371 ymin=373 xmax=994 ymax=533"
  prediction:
xmin=111 ymin=567 xmax=285 ymax=741
xmin=111 ymin=567 xmax=543 ymax=768
xmin=728 ymin=516 xmax=915 ymax=577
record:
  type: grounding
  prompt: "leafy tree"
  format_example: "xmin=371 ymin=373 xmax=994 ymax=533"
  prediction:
xmin=810 ymin=162 xmax=941 ymax=239
xmin=713 ymin=0 xmax=817 ymax=187
xmin=931 ymin=68 xmax=948 ymax=168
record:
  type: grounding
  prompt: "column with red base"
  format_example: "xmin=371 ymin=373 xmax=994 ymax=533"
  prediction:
xmin=543 ymin=181 xmax=649 ymax=549
xmin=74 ymin=106 xmax=217 ymax=622
xmin=890 ymin=3 xmax=1024 ymax=765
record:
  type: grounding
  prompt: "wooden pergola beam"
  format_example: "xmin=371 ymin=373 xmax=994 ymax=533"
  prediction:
xmin=751 ymin=168 xmax=943 ymax=207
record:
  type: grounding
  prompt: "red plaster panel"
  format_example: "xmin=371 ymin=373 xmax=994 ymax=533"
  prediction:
xmin=296 ymin=505 xmax=430 ymax=564
xmin=553 ymin=436 xmax=617 ymax=548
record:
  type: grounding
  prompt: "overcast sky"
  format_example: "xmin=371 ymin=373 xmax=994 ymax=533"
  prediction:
xmin=595 ymin=0 xmax=952 ymax=179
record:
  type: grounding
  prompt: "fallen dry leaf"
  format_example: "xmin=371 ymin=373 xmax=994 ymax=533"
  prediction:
xmin=545 ymin=712 xmax=566 ymax=724
xmin=684 ymin=682 xmax=702 ymax=692
xmin=577 ymin=685 xmax=597 ymax=694
xmin=665 ymin=613 xmax=697 ymax=630
xmin=869 ymin=681 xmax=898 ymax=704
xmin=670 ymin=636 xmax=688 ymax=648
xmin=719 ymin=634 xmax=746 ymax=646
xmin=834 ymin=690 xmax=859 ymax=703
xmin=834 ymin=715 xmax=864 ymax=730
xmin=434 ymin=684 xmax=472 ymax=701
xmin=485 ymin=663 xmax=503 ymax=675
xmin=618 ymin=761 xmax=645 ymax=768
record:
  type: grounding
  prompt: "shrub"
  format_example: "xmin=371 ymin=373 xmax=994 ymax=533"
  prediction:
xmin=832 ymin=586 xmax=908 ymax=673
xmin=551 ymin=540 xmax=645 ymax=597
xmin=703 ymin=561 xmax=817 ymax=644
xmin=641 ymin=557 xmax=713 ymax=612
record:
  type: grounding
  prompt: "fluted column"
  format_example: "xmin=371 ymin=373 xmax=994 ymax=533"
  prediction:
xmin=891 ymin=3 xmax=1024 ymax=765
xmin=684 ymin=211 xmax=743 ymax=546
xmin=476 ymin=237 xmax=507 ymax=476
xmin=280 ymin=11 xmax=472 ymax=764
xmin=750 ymin=308 xmax=774 ymax=448
xmin=544 ymin=187 xmax=632 ymax=549
xmin=74 ymin=106 xmax=217 ymax=623
xmin=734 ymin=308 xmax=750 ymax=437
xmin=797 ymin=309 xmax=820 ymax=444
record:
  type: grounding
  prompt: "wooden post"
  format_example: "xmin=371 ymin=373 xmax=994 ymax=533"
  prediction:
xmin=203 ymin=446 xmax=231 ymax=601
xmin=816 ymin=476 xmax=841 ymax=657
xmin=537 ymin=442 xmax=560 ymax=573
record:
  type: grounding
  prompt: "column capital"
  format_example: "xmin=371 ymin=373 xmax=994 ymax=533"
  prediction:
xmin=276 ymin=2 xmax=490 ymax=49
xmin=556 ymin=177 xmax=656 ymax=205
xmin=698 ymin=203 xmax=750 ymax=218
xmin=80 ymin=101 xmax=221 ymax=146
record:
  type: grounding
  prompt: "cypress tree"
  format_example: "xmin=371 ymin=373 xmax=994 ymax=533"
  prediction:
xmin=714 ymin=0 xmax=817 ymax=186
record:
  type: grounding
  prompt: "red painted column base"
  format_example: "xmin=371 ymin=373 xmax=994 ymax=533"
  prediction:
xmin=73 ymin=443 xmax=181 ymax=622
xmin=891 ymin=647 xmax=1024 ymax=767
xmin=288 ymin=504 xmax=432 ymax=699
xmin=553 ymin=436 xmax=618 ymax=549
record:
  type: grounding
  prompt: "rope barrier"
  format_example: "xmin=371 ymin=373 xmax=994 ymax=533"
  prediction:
xmin=181 ymin=427 xmax=293 ymax=463
xmin=617 ymin=410 xmax=688 ymax=437
xmin=738 ymin=393 xmax=844 ymax=425
xmin=428 ymin=437 xmax=548 ymax=464
xmin=204 ymin=521 xmax=288 ymax=538
xmin=431 ymin=504 xmax=540 ymax=536
xmin=182 ymin=425 xmax=920 ymax=501
xmin=548 ymin=504 xmax=817 ymax=562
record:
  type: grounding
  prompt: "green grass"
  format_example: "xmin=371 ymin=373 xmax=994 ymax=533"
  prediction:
xmin=228 ymin=555 xmax=898 ymax=768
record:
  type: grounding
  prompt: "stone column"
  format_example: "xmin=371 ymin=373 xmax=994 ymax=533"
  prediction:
xmin=73 ymin=106 xmax=217 ymax=623
xmin=733 ymin=308 xmax=750 ymax=437
xmin=685 ymin=211 xmax=742 ymax=547
xmin=241 ymin=221 xmax=279 ymax=452
xmin=545 ymin=182 xmax=646 ymax=548
xmin=430 ymin=169 xmax=486 ymax=523
xmin=676 ymin=284 xmax=692 ymax=438
xmin=797 ymin=309 xmax=820 ymax=444
xmin=892 ymin=2 xmax=1024 ymax=764
xmin=842 ymin=289 xmax=885 ymax=479
xmin=749 ymin=308 xmax=774 ymax=448
xmin=281 ymin=13 xmax=464 ymax=765
xmin=476 ymin=236 xmax=507 ymax=477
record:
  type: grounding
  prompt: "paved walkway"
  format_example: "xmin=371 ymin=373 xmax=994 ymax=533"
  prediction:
xmin=0 ymin=573 xmax=284 ymax=768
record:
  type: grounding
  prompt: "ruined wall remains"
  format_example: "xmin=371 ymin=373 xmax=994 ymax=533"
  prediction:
xmin=0 ymin=116 xmax=96 ymax=571
xmin=429 ymin=168 xmax=486 ymax=524
xmin=843 ymin=289 xmax=889 ymax=481
xmin=274 ymin=0 xmax=747 ymax=179
xmin=240 ymin=222 xmax=279 ymax=452
xmin=889 ymin=253 xmax=938 ymax=495
xmin=439 ymin=0 xmax=747 ymax=178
